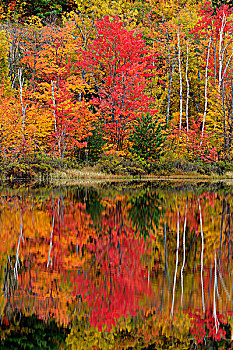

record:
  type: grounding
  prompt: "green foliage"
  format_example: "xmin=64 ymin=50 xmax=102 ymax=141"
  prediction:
xmin=96 ymin=153 xmax=148 ymax=176
xmin=87 ymin=125 xmax=106 ymax=163
xmin=0 ymin=152 xmax=70 ymax=179
xmin=22 ymin=0 xmax=64 ymax=18
xmin=149 ymin=159 xmax=233 ymax=176
xmin=0 ymin=314 xmax=68 ymax=349
xmin=0 ymin=0 xmax=71 ymax=19
xmin=129 ymin=113 xmax=165 ymax=164
xmin=128 ymin=188 xmax=162 ymax=239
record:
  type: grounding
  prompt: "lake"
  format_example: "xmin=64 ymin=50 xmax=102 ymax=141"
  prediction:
xmin=0 ymin=181 xmax=232 ymax=349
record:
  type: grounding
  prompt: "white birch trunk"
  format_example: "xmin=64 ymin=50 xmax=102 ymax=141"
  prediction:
xmin=218 ymin=13 xmax=226 ymax=90
xmin=185 ymin=41 xmax=190 ymax=133
xmin=18 ymin=68 xmax=27 ymax=137
xmin=201 ymin=35 xmax=212 ymax=145
xmin=177 ymin=30 xmax=183 ymax=133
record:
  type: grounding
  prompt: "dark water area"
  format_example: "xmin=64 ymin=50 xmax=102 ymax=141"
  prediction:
xmin=0 ymin=180 xmax=233 ymax=349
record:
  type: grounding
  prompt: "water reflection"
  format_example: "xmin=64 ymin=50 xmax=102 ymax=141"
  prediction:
xmin=0 ymin=181 xmax=233 ymax=348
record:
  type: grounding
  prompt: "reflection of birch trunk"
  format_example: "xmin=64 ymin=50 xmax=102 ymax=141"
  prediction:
xmin=213 ymin=253 xmax=219 ymax=334
xmin=201 ymin=35 xmax=212 ymax=145
xmin=219 ymin=199 xmax=225 ymax=260
xmin=171 ymin=207 xmax=179 ymax=318
xmin=47 ymin=211 xmax=55 ymax=268
xmin=3 ymin=256 xmax=16 ymax=297
xmin=217 ymin=260 xmax=231 ymax=301
xmin=208 ymin=262 xmax=212 ymax=304
xmin=161 ymin=223 xmax=170 ymax=311
xmin=164 ymin=223 xmax=169 ymax=285
xmin=14 ymin=211 xmax=24 ymax=280
xmin=177 ymin=31 xmax=182 ymax=133
xmin=181 ymin=200 xmax=187 ymax=308
xmin=47 ymin=199 xmax=59 ymax=268
xmin=189 ymin=241 xmax=197 ymax=307
xmin=199 ymin=200 xmax=205 ymax=314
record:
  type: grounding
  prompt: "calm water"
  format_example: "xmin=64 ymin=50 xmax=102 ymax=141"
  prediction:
xmin=0 ymin=181 xmax=233 ymax=349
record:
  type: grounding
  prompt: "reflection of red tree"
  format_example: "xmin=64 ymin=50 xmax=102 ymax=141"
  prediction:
xmin=71 ymin=200 xmax=152 ymax=331
xmin=2 ymin=188 xmax=232 ymax=343
xmin=6 ymin=195 xmax=152 ymax=331
xmin=188 ymin=309 xmax=228 ymax=344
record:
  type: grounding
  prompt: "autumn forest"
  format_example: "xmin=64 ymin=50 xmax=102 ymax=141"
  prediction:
xmin=1 ymin=0 xmax=233 ymax=177
xmin=1 ymin=1 xmax=233 ymax=350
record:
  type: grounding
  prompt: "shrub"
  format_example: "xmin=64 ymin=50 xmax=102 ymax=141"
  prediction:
xmin=96 ymin=153 xmax=147 ymax=176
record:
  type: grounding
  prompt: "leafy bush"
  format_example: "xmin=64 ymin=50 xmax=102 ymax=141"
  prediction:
xmin=168 ymin=119 xmax=217 ymax=164
xmin=0 ymin=152 xmax=71 ymax=179
xmin=96 ymin=153 xmax=147 ymax=176
xmin=150 ymin=159 xmax=233 ymax=176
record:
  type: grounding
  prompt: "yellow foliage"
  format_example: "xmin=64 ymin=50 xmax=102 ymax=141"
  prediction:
xmin=25 ymin=15 xmax=43 ymax=28
xmin=0 ymin=30 xmax=11 ymax=89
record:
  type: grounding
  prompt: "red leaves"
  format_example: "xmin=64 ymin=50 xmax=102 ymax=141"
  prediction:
xmin=189 ymin=309 xmax=227 ymax=344
xmin=80 ymin=16 xmax=157 ymax=149
xmin=169 ymin=118 xmax=217 ymax=163
xmin=192 ymin=2 xmax=233 ymax=40
xmin=49 ymin=80 xmax=95 ymax=158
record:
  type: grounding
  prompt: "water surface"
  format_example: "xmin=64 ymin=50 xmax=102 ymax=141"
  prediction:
xmin=0 ymin=181 xmax=233 ymax=349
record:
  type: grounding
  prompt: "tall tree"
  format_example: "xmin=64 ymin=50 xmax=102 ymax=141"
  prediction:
xmin=80 ymin=16 xmax=157 ymax=151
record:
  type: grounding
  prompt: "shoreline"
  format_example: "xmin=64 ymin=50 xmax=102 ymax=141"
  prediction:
xmin=40 ymin=168 xmax=233 ymax=186
xmin=2 ymin=168 xmax=233 ymax=186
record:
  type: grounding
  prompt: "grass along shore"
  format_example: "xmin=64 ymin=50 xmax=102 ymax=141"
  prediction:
xmin=44 ymin=167 xmax=233 ymax=185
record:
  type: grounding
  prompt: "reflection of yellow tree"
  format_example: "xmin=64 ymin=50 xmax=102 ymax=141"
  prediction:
xmin=0 ymin=185 xmax=233 ymax=347
xmin=66 ymin=304 xmax=192 ymax=349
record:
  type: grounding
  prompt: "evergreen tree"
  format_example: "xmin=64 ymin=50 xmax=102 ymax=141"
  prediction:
xmin=129 ymin=113 xmax=165 ymax=162
xmin=87 ymin=125 xmax=106 ymax=163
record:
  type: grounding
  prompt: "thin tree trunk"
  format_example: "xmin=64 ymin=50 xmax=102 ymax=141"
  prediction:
xmin=195 ymin=44 xmax=201 ymax=104
xmin=51 ymin=80 xmax=57 ymax=133
xmin=185 ymin=41 xmax=190 ymax=133
xmin=177 ymin=30 xmax=183 ymax=134
xmin=222 ymin=81 xmax=227 ymax=150
xmin=167 ymin=62 xmax=174 ymax=124
xmin=166 ymin=30 xmax=175 ymax=124
xmin=201 ymin=35 xmax=212 ymax=145
xmin=18 ymin=68 xmax=27 ymax=138
xmin=230 ymin=77 xmax=233 ymax=150
xmin=218 ymin=13 xmax=226 ymax=90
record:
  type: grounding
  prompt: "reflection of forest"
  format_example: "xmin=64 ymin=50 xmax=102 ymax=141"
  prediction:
xmin=0 ymin=182 xmax=233 ymax=348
